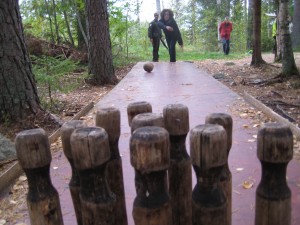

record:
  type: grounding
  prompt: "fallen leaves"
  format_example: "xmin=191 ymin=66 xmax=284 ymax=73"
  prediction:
xmin=0 ymin=174 xmax=28 ymax=224
xmin=242 ymin=181 xmax=254 ymax=189
xmin=239 ymin=176 xmax=256 ymax=190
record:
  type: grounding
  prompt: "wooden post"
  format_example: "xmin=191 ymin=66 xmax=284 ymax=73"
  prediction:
xmin=131 ymin=112 xmax=164 ymax=133
xmin=70 ymin=127 xmax=116 ymax=225
xmin=163 ymin=104 xmax=192 ymax=225
xmin=130 ymin=112 xmax=166 ymax=194
xmin=95 ymin=107 xmax=128 ymax=225
xmin=190 ymin=124 xmax=227 ymax=225
xmin=130 ymin=126 xmax=172 ymax=225
xmin=15 ymin=128 xmax=64 ymax=225
xmin=61 ymin=120 xmax=86 ymax=225
xmin=205 ymin=113 xmax=233 ymax=225
xmin=255 ymin=123 xmax=293 ymax=225
xmin=127 ymin=101 xmax=152 ymax=127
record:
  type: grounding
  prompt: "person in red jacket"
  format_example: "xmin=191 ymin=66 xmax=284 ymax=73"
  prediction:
xmin=219 ymin=17 xmax=233 ymax=55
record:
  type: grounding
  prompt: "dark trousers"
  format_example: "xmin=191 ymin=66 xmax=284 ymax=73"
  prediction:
xmin=152 ymin=37 xmax=160 ymax=62
xmin=166 ymin=37 xmax=177 ymax=62
xmin=222 ymin=38 xmax=230 ymax=55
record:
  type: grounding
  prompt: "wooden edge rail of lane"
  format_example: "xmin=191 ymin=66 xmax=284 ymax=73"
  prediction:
xmin=243 ymin=91 xmax=300 ymax=141
xmin=0 ymin=101 xmax=94 ymax=193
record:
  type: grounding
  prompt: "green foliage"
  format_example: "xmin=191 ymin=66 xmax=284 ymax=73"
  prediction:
xmin=113 ymin=42 xmax=247 ymax=65
xmin=261 ymin=2 xmax=276 ymax=52
xmin=20 ymin=0 xmax=292 ymax=55
xmin=32 ymin=55 xmax=85 ymax=110
xmin=231 ymin=0 xmax=247 ymax=53
xmin=198 ymin=8 xmax=219 ymax=52
xmin=20 ymin=0 xmax=293 ymax=66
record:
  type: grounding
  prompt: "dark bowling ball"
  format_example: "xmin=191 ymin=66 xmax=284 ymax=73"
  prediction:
xmin=143 ymin=63 xmax=154 ymax=72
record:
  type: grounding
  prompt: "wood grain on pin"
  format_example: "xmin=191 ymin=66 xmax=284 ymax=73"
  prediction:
xmin=131 ymin=112 xmax=164 ymax=133
xmin=190 ymin=124 xmax=227 ymax=225
xmin=96 ymin=107 xmax=128 ymax=225
xmin=71 ymin=127 xmax=116 ymax=225
xmin=15 ymin=128 xmax=64 ymax=225
xmin=163 ymin=104 xmax=192 ymax=225
xmin=205 ymin=113 xmax=232 ymax=225
xmin=61 ymin=120 xmax=86 ymax=225
xmin=130 ymin=126 xmax=172 ymax=225
xmin=127 ymin=101 xmax=152 ymax=127
xmin=255 ymin=123 xmax=293 ymax=225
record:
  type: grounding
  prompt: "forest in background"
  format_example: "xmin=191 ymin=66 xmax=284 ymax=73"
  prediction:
xmin=1 ymin=0 xmax=299 ymax=126
xmin=19 ymin=0 xmax=300 ymax=59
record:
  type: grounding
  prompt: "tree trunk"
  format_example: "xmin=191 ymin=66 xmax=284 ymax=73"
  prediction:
xmin=0 ymin=0 xmax=41 ymax=122
xmin=292 ymin=0 xmax=300 ymax=48
xmin=191 ymin=0 xmax=196 ymax=45
xmin=274 ymin=0 xmax=282 ymax=62
xmin=44 ymin=0 xmax=55 ymax=43
xmin=77 ymin=11 xmax=88 ymax=50
xmin=85 ymin=0 xmax=117 ymax=85
xmin=217 ymin=0 xmax=222 ymax=51
xmin=247 ymin=0 xmax=253 ymax=50
xmin=136 ymin=0 xmax=140 ymax=23
xmin=156 ymin=0 xmax=161 ymax=13
xmin=251 ymin=0 xmax=265 ymax=66
xmin=225 ymin=0 xmax=231 ymax=17
xmin=279 ymin=0 xmax=299 ymax=76
xmin=52 ymin=0 xmax=60 ymax=44
xmin=62 ymin=0 xmax=74 ymax=46
xmin=70 ymin=0 xmax=88 ymax=50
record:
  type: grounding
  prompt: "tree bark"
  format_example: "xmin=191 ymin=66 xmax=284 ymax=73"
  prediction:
xmin=156 ymin=0 xmax=161 ymax=13
xmin=52 ymin=0 xmax=60 ymax=44
xmin=251 ymin=0 xmax=265 ymax=66
xmin=62 ymin=0 xmax=74 ymax=46
xmin=247 ymin=0 xmax=253 ymax=50
xmin=70 ymin=0 xmax=88 ymax=50
xmin=0 ymin=0 xmax=41 ymax=122
xmin=44 ymin=0 xmax=55 ymax=43
xmin=85 ymin=0 xmax=117 ymax=85
xmin=191 ymin=0 xmax=197 ymax=45
xmin=217 ymin=0 xmax=222 ymax=51
xmin=292 ymin=0 xmax=300 ymax=48
xmin=278 ymin=0 xmax=299 ymax=76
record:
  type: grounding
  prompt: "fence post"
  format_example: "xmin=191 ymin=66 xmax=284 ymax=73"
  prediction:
xmin=163 ymin=104 xmax=192 ymax=225
xmin=70 ymin=127 xmax=116 ymax=225
xmin=205 ymin=113 xmax=233 ymax=225
xmin=255 ymin=123 xmax=293 ymax=225
xmin=130 ymin=126 xmax=172 ymax=225
xmin=61 ymin=120 xmax=86 ymax=225
xmin=127 ymin=101 xmax=152 ymax=127
xmin=190 ymin=124 xmax=227 ymax=225
xmin=15 ymin=128 xmax=64 ymax=225
xmin=95 ymin=107 xmax=128 ymax=225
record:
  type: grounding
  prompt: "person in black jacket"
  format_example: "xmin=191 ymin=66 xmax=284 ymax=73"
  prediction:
xmin=158 ymin=9 xmax=183 ymax=62
xmin=148 ymin=12 xmax=162 ymax=62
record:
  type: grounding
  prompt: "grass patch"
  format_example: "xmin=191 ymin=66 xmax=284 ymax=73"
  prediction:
xmin=114 ymin=44 xmax=250 ymax=64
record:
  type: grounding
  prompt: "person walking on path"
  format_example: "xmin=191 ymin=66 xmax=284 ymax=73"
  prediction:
xmin=158 ymin=9 xmax=183 ymax=62
xmin=219 ymin=16 xmax=233 ymax=55
xmin=148 ymin=12 xmax=162 ymax=62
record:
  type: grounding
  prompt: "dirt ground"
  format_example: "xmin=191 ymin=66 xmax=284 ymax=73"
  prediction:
xmin=194 ymin=53 xmax=300 ymax=126
xmin=1 ymin=53 xmax=300 ymax=224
